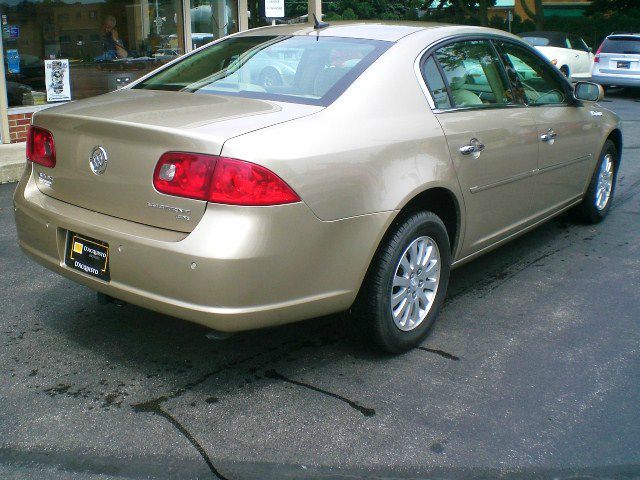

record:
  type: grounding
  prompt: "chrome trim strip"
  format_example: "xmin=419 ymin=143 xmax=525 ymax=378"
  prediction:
xmin=537 ymin=154 xmax=592 ymax=174
xmin=470 ymin=169 xmax=537 ymax=194
xmin=469 ymin=155 xmax=593 ymax=194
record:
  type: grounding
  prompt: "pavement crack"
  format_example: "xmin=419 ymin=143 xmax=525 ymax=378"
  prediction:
xmin=416 ymin=347 xmax=460 ymax=361
xmin=264 ymin=369 xmax=375 ymax=417
xmin=132 ymin=399 xmax=229 ymax=480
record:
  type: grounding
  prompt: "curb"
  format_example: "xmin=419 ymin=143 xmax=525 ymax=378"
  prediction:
xmin=0 ymin=143 xmax=26 ymax=184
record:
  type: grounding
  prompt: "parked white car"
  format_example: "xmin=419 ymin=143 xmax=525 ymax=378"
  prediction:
xmin=520 ymin=31 xmax=594 ymax=80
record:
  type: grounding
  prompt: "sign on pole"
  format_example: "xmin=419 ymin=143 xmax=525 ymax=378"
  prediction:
xmin=265 ymin=0 xmax=285 ymax=18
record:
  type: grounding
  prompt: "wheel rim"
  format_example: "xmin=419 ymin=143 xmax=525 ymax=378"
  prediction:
xmin=595 ymin=153 xmax=614 ymax=211
xmin=390 ymin=236 xmax=441 ymax=332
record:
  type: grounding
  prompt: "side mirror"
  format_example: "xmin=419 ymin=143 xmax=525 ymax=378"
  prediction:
xmin=574 ymin=81 xmax=604 ymax=102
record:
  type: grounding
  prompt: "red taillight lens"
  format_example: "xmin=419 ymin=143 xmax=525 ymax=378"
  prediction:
xmin=594 ymin=44 xmax=603 ymax=63
xmin=153 ymin=152 xmax=217 ymax=201
xmin=26 ymin=125 xmax=56 ymax=168
xmin=153 ymin=152 xmax=300 ymax=206
xmin=208 ymin=157 xmax=300 ymax=206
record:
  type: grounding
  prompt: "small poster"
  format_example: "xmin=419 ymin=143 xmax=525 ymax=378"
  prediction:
xmin=9 ymin=25 xmax=19 ymax=38
xmin=6 ymin=49 xmax=20 ymax=73
xmin=45 ymin=59 xmax=71 ymax=102
xmin=264 ymin=0 xmax=284 ymax=18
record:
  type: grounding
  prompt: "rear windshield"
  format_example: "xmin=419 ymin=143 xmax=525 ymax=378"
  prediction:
xmin=522 ymin=37 xmax=551 ymax=47
xmin=601 ymin=36 xmax=640 ymax=54
xmin=520 ymin=34 xmax=566 ymax=48
xmin=133 ymin=35 xmax=391 ymax=106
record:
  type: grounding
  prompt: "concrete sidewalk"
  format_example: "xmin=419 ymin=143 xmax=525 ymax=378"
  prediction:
xmin=0 ymin=142 xmax=25 ymax=183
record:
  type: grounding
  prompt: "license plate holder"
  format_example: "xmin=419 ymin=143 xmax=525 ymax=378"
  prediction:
xmin=65 ymin=232 xmax=110 ymax=281
xmin=617 ymin=60 xmax=630 ymax=69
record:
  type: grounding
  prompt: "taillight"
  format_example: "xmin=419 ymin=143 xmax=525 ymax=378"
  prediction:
xmin=26 ymin=125 xmax=56 ymax=168
xmin=594 ymin=44 xmax=603 ymax=63
xmin=153 ymin=152 xmax=300 ymax=206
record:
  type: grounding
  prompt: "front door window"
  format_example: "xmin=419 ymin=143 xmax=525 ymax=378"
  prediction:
xmin=496 ymin=42 xmax=570 ymax=105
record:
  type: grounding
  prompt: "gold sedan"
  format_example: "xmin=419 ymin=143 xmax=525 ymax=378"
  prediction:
xmin=14 ymin=22 xmax=622 ymax=353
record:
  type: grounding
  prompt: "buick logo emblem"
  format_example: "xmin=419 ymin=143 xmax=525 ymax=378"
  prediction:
xmin=89 ymin=146 xmax=108 ymax=175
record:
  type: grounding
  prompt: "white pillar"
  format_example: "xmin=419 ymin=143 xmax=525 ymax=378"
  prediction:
xmin=0 ymin=38 xmax=11 ymax=143
xmin=308 ymin=0 xmax=322 ymax=23
xmin=238 ymin=0 xmax=249 ymax=31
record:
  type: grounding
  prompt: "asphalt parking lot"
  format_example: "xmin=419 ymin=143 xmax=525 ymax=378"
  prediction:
xmin=1 ymin=91 xmax=639 ymax=480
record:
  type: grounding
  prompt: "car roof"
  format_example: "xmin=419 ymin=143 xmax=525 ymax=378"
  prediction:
xmin=608 ymin=33 xmax=640 ymax=38
xmin=235 ymin=21 xmax=524 ymax=43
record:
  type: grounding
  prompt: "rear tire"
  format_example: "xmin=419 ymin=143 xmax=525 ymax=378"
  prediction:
xmin=575 ymin=139 xmax=618 ymax=223
xmin=560 ymin=65 xmax=570 ymax=77
xmin=353 ymin=211 xmax=451 ymax=354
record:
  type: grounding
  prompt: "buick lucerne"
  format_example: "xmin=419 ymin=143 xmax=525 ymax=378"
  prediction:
xmin=14 ymin=23 xmax=622 ymax=353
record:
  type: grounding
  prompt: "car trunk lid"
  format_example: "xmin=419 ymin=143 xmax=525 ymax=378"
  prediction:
xmin=32 ymin=89 xmax=321 ymax=232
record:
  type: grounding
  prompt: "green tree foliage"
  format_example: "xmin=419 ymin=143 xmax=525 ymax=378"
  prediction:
xmin=588 ymin=0 xmax=639 ymax=15
xmin=322 ymin=0 xmax=422 ymax=21
xmin=279 ymin=0 xmax=640 ymax=51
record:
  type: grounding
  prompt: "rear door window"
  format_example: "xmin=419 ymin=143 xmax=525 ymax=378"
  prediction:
xmin=421 ymin=55 xmax=451 ymax=109
xmin=433 ymin=40 xmax=513 ymax=108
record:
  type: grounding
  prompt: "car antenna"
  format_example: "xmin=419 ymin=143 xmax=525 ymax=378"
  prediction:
xmin=313 ymin=14 xmax=329 ymax=30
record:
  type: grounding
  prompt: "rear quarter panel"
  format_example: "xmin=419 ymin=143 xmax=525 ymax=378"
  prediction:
xmin=220 ymin=36 xmax=463 ymax=223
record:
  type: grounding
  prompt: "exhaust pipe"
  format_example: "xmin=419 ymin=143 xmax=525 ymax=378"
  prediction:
xmin=96 ymin=292 xmax=126 ymax=307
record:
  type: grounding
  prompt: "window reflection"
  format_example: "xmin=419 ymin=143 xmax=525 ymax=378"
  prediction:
xmin=1 ymin=0 xmax=187 ymax=107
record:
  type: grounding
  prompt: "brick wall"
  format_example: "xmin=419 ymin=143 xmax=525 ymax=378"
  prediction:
xmin=8 ymin=112 xmax=33 ymax=143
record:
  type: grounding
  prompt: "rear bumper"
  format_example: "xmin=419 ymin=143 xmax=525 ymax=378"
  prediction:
xmin=13 ymin=166 xmax=392 ymax=332
xmin=591 ymin=73 xmax=640 ymax=87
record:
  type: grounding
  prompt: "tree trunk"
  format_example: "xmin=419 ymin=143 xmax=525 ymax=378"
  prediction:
xmin=479 ymin=0 xmax=489 ymax=26
xmin=520 ymin=0 xmax=544 ymax=29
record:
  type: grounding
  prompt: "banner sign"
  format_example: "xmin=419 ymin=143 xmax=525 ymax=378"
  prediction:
xmin=6 ymin=49 xmax=20 ymax=73
xmin=45 ymin=59 xmax=71 ymax=102
xmin=264 ymin=0 xmax=284 ymax=18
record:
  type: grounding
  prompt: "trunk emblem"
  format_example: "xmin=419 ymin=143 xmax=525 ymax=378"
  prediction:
xmin=89 ymin=146 xmax=108 ymax=175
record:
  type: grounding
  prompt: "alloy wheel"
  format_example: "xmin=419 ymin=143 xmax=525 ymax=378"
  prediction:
xmin=390 ymin=236 xmax=441 ymax=331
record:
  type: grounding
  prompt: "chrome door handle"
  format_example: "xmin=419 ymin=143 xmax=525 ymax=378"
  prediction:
xmin=540 ymin=129 xmax=557 ymax=143
xmin=459 ymin=138 xmax=485 ymax=158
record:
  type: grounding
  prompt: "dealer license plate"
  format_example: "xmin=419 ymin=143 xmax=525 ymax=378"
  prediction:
xmin=65 ymin=232 xmax=110 ymax=281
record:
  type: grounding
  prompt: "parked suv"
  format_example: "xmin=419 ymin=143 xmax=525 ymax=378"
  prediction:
xmin=591 ymin=33 xmax=640 ymax=88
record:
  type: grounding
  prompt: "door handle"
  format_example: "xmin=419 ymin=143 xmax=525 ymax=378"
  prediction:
xmin=459 ymin=138 xmax=485 ymax=158
xmin=540 ymin=129 xmax=557 ymax=144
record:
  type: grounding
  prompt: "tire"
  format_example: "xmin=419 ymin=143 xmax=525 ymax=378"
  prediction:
xmin=575 ymin=139 xmax=618 ymax=223
xmin=353 ymin=211 xmax=451 ymax=354
xmin=560 ymin=65 xmax=570 ymax=77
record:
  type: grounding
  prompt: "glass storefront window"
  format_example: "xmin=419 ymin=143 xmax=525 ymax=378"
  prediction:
xmin=1 ymin=0 xmax=187 ymax=107
xmin=190 ymin=0 xmax=238 ymax=50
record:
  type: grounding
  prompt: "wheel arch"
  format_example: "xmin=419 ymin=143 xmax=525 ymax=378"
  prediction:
xmin=351 ymin=185 xmax=462 ymax=313
xmin=607 ymin=128 xmax=623 ymax=165
xmin=391 ymin=186 xmax=463 ymax=258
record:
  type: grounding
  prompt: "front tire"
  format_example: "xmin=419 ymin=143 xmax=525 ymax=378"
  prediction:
xmin=353 ymin=211 xmax=451 ymax=354
xmin=575 ymin=139 xmax=618 ymax=223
